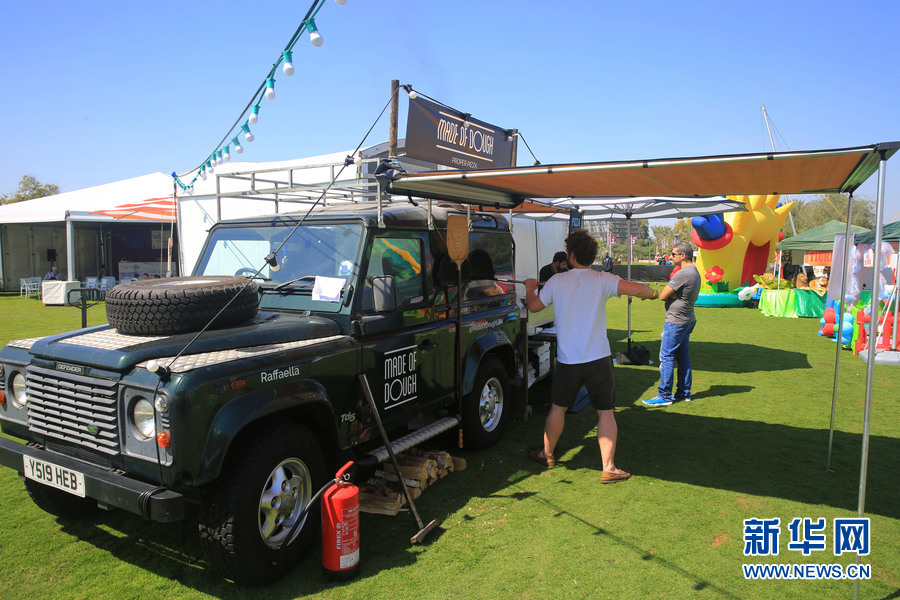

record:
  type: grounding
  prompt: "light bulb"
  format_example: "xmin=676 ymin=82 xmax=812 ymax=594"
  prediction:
xmin=207 ymin=160 xmax=215 ymax=174
xmin=335 ymin=0 xmax=347 ymax=4
xmin=249 ymin=104 xmax=260 ymax=125
xmin=223 ymin=145 xmax=231 ymax=162
xmin=264 ymin=77 xmax=276 ymax=101
xmin=232 ymin=136 xmax=244 ymax=154
xmin=200 ymin=169 xmax=207 ymax=181
xmin=306 ymin=19 xmax=324 ymax=47
xmin=354 ymin=155 xmax=362 ymax=165
xmin=216 ymin=150 xmax=223 ymax=165
xmin=242 ymin=123 xmax=254 ymax=142
xmin=282 ymin=50 xmax=294 ymax=76
xmin=401 ymin=84 xmax=418 ymax=100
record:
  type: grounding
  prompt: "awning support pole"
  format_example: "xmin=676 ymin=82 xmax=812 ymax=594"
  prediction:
xmin=825 ymin=194 xmax=855 ymax=471
xmin=853 ymin=152 xmax=887 ymax=600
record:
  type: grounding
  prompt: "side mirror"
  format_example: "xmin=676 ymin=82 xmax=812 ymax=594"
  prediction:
xmin=371 ymin=275 xmax=397 ymax=312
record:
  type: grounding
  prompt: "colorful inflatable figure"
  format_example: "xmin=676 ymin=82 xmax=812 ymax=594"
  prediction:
xmin=691 ymin=194 xmax=794 ymax=293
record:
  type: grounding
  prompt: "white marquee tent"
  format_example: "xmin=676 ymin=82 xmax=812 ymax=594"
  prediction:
xmin=0 ymin=173 xmax=177 ymax=290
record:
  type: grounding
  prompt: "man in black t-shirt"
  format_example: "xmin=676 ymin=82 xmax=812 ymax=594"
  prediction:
xmin=538 ymin=251 xmax=568 ymax=283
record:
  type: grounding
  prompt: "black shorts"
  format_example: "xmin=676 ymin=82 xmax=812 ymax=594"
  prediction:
xmin=551 ymin=356 xmax=616 ymax=411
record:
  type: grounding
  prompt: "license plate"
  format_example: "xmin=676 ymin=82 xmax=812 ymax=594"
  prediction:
xmin=23 ymin=456 xmax=86 ymax=498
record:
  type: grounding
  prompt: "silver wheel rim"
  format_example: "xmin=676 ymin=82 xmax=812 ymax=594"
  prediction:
xmin=479 ymin=376 xmax=504 ymax=432
xmin=258 ymin=457 xmax=312 ymax=548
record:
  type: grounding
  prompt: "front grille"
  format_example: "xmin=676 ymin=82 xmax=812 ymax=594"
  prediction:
xmin=44 ymin=439 xmax=114 ymax=469
xmin=25 ymin=365 xmax=119 ymax=456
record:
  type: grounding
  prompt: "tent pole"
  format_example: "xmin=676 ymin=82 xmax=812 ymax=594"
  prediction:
xmin=626 ymin=216 xmax=633 ymax=351
xmin=893 ymin=250 xmax=899 ymax=350
xmin=853 ymin=153 xmax=887 ymax=600
xmin=825 ymin=196 xmax=854 ymax=471
xmin=65 ymin=214 xmax=76 ymax=281
xmin=168 ymin=183 xmax=176 ymax=277
xmin=174 ymin=191 xmax=184 ymax=277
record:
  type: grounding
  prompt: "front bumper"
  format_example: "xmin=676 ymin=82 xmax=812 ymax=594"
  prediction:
xmin=0 ymin=437 xmax=184 ymax=523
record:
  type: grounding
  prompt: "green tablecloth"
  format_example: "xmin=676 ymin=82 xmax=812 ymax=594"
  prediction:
xmin=759 ymin=289 xmax=797 ymax=317
xmin=758 ymin=288 xmax=827 ymax=318
xmin=794 ymin=289 xmax=826 ymax=318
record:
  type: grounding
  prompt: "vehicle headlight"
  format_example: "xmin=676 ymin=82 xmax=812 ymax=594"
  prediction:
xmin=11 ymin=372 xmax=27 ymax=409
xmin=132 ymin=397 xmax=156 ymax=440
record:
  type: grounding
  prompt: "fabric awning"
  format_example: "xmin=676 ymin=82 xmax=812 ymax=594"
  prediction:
xmin=90 ymin=196 xmax=177 ymax=222
xmin=546 ymin=196 xmax=746 ymax=220
xmin=388 ymin=143 xmax=899 ymax=208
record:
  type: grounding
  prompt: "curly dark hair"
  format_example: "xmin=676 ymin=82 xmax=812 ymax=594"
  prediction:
xmin=565 ymin=230 xmax=598 ymax=266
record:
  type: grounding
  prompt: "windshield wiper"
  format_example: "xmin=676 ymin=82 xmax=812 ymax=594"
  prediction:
xmin=272 ymin=275 xmax=317 ymax=292
xmin=234 ymin=268 xmax=271 ymax=281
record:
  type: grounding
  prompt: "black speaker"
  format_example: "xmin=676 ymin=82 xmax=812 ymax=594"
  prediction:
xmin=47 ymin=249 xmax=57 ymax=261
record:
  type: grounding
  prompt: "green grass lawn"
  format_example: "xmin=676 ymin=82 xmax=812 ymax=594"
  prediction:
xmin=0 ymin=291 xmax=897 ymax=599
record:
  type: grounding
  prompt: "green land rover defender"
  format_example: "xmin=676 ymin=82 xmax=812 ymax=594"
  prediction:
xmin=0 ymin=202 xmax=528 ymax=584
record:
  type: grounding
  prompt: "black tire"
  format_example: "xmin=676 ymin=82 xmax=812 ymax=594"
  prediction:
xmin=462 ymin=357 xmax=510 ymax=450
xmin=105 ymin=276 xmax=258 ymax=335
xmin=24 ymin=479 xmax=99 ymax=519
xmin=198 ymin=423 xmax=327 ymax=585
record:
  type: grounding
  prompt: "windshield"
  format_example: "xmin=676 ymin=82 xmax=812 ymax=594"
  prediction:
xmin=195 ymin=222 xmax=364 ymax=310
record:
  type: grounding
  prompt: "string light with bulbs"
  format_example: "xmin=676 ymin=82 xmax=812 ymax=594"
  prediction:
xmin=173 ymin=0 xmax=348 ymax=192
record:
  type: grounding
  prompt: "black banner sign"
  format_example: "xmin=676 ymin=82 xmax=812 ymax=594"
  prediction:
xmin=405 ymin=97 xmax=514 ymax=170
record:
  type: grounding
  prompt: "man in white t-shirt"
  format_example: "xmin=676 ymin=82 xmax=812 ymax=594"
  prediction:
xmin=524 ymin=230 xmax=658 ymax=483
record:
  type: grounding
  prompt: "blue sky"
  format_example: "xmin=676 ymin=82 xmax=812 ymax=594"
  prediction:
xmin=2 ymin=0 xmax=899 ymax=223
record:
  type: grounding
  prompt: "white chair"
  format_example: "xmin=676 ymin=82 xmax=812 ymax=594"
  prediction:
xmin=19 ymin=278 xmax=28 ymax=297
xmin=25 ymin=277 xmax=42 ymax=299
xmin=85 ymin=277 xmax=99 ymax=289
xmin=100 ymin=276 xmax=117 ymax=292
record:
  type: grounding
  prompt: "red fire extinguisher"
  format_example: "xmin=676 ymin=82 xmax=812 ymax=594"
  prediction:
xmin=321 ymin=461 xmax=360 ymax=580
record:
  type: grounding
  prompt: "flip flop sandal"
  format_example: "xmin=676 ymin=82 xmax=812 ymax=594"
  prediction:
xmin=601 ymin=469 xmax=631 ymax=484
xmin=529 ymin=449 xmax=556 ymax=467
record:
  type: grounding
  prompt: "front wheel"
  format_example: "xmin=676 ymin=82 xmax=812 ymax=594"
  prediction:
xmin=198 ymin=423 xmax=326 ymax=585
xmin=462 ymin=357 xmax=510 ymax=450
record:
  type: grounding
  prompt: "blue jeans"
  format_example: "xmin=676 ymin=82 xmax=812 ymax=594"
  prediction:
xmin=657 ymin=320 xmax=696 ymax=400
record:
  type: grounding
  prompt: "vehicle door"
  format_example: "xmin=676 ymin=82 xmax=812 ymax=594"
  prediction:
xmin=356 ymin=232 xmax=455 ymax=432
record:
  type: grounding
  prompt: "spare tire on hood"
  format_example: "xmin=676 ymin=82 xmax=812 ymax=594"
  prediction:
xmin=105 ymin=276 xmax=259 ymax=335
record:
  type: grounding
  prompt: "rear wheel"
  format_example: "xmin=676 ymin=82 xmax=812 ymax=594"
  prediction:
xmin=462 ymin=357 xmax=510 ymax=450
xmin=24 ymin=479 xmax=99 ymax=519
xmin=198 ymin=423 xmax=326 ymax=585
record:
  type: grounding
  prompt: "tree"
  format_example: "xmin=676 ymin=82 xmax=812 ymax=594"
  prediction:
xmin=786 ymin=193 xmax=875 ymax=236
xmin=1 ymin=175 xmax=60 ymax=205
xmin=651 ymin=224 xmax=674 ymax=254
xmin=673 ymin=218 xmax=693 ymax=244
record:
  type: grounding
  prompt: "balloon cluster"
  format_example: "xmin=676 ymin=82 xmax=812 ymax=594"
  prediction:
xmin=819 ymin=300 xmax=853 ymax=345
